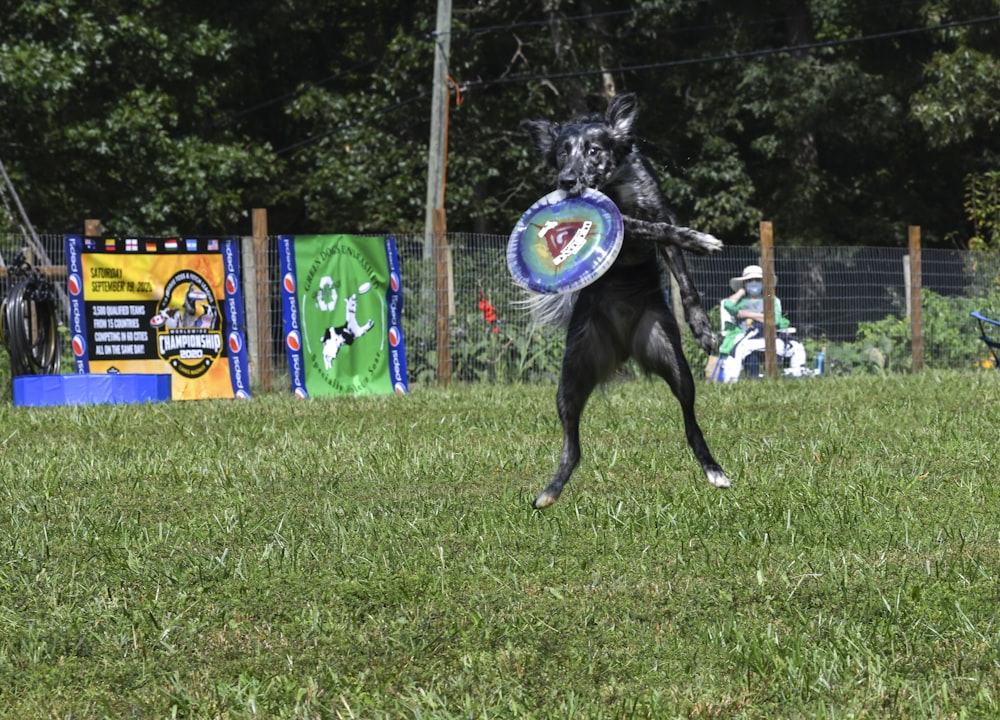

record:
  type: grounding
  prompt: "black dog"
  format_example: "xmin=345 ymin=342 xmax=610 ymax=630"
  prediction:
xmin=521 ymin=93 xmax=731 ymax=509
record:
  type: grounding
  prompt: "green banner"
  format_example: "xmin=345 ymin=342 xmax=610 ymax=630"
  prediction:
xmin=279 ymin=234 xmax=408 ymax=397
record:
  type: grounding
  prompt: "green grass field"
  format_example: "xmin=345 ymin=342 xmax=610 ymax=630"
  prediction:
xmin=1 ymin=372 xmax=998 ymax=719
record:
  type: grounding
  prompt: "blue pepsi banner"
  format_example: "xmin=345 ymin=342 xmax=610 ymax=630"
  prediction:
xmin=65 ymin=235 xmax=251 ymax=400
xmin=278 ymin=234 xmax=408 ymax=397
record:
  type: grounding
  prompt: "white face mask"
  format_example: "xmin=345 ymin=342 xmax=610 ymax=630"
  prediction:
xmin=745 ymin=280 xmax=763 ymax=297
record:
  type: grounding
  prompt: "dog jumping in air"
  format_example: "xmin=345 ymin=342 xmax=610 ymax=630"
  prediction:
xmin=520 ymin=92 xmax=732 ymax=509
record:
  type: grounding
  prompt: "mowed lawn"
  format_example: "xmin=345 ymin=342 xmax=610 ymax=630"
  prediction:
xmin=1 ymin=371 xmax=998 ymax=719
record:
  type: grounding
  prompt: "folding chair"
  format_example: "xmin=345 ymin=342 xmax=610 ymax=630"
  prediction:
xmin=720 ymin=300 xmax=801 ymax=379
xmin=971 ymin=311 xmax=1000 ymax=369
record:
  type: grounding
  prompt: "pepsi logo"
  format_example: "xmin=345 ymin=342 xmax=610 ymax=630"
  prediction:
xmin=394 ymin=382 xmax=407 ymax=394
xmin=294 ymin=386 xmax=308 ymax=399
xmin=235 ymin=389 xmax=251 ymax=400
xmin=390 ymin=273 xmax=400 ymax=292
xmin=286 ymin=330 xmax=301 ymax=351
xmin=68 ymin=274 xmax=82 ymax=296
xmin=225 ymin=273 xmax=238 ymax=295
xmin=388 ymin=326 xmax=401 ymax=347
xmin=71 ymin=335 xmax=86 ymax=357
xmin=283 ymin=273 xmax=296 ymax=294
xmin=228 ymin=332 xmax=242 ymax=353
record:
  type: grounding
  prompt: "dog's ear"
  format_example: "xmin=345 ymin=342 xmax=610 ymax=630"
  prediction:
xmin=605 ymin=93 xmax=638 ymax=145
xmin=521 ymin=119 xmax=559 ymax=159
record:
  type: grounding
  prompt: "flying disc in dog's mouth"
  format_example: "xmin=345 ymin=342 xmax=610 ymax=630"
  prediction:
xmin=507 ymin=188 xmax=624 ymax=294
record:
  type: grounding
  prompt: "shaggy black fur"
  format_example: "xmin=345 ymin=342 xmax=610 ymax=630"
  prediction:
xmin=520 ymin=93 xmax=732 ymax=508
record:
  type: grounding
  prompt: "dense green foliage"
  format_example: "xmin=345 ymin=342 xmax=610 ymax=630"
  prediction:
xmin=966 ymin=171 xmax=1000 ymax=250
xmin=846 ymin=289 xmax=1000 ymax=373
xmin=1 ymin=1 xmax=999 ymax=245
xmin=1 ymin=375 xmax=999 ymax=717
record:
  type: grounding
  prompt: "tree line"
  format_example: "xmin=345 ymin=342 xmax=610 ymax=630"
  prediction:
xmin=1 ymin=0 xmax=998 ymax=248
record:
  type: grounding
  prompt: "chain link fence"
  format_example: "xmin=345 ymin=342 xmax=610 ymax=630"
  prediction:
xmin=3 ymin=232 xmax=999 ymax=389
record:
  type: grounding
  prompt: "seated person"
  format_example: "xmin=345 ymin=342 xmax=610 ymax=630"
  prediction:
xmin=720 ymin=265 xmax=806 ymax=381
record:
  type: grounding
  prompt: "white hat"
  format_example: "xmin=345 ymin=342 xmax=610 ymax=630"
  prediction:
xmin=730 ymin=264 xmax=773 ymax=291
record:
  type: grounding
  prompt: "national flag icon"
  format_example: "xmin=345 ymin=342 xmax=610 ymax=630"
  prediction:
xmin=84 ymin=238 xmax=96 ymax=250
xmin=146 ymin=241 xmax=158 ymax=252
xmin=104 ymin=238 xmax=117 ymax=251
xmin=164 ymin=239 xmax=178 ymax=251
xmin=125 ymin=238 xmax=138 ymax=252
xmin=185 ymin=238 xmax=198 ymax=252
xmin=207 ymin=239 xmax=219 ymax=251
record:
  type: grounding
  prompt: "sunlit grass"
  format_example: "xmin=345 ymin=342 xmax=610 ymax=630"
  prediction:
xmin=1 ymin=371 xmax=998 ymax=718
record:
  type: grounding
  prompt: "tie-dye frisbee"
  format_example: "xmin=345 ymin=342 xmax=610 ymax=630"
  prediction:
xmin=507 ymin=188 xmax=624 ymax=294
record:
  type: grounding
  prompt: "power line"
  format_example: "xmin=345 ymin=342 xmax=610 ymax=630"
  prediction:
xmin=275 ymin=12 xmax=1000 ymax=156
xmin=233 ymin=3 xmax=985 ymax=143
xmin=211 ymin=56 xmax=382 ymax=128
xmin=439 ymin=1 xmax=709 ymax=38
xmin=228 ymin=1 xmax=720 ymax=128
xmin=445 ymin=0 xmax=931 ymax=40
xmin=463 ymin=13 xmax=1000 ymax=90
xmin=273 ymin=93 xmax=429 ymax=156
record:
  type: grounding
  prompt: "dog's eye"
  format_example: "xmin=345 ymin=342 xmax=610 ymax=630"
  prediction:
xmin=587 ymin=146 xmax=601 ymax=157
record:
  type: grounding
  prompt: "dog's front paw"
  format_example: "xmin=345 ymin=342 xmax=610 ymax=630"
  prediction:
xmin=686 ymin=307 xmax=718 ymax=353
xmin=678 ymin=228 xmax=723 ymax=254
xmin=694 ymin=329 xmax=718 ymax=354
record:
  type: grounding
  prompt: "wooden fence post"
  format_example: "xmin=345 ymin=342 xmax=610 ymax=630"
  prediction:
xmin=252 ymin=208 xmax=273 ymax=392
xmin=909 ymin=225 xmax=923 ymax=373
xmin=433 ymin=208 xmax=451 ymax=386
xmin=760 ymin=221 xmax=778 ymax=378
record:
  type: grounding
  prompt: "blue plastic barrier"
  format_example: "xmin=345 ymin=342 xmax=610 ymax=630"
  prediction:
xmin=12 ymin=374 xmax=172 ymax=407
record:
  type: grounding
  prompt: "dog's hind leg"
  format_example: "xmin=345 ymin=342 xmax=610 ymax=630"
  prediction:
xmin=633 ymin=308 xmax=732 ymax=489
xmin=533 ymin=318 xmax=618 ymax=509
xmin=532 ymin=377 xmax=591 ymax=509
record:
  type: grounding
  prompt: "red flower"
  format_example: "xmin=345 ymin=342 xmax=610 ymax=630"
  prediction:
xmin=479 ymin=293 xmax=498 ymax=327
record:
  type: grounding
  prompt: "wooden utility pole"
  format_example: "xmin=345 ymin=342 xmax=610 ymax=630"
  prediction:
xmin=424 ymin=0 xmax=454 ymax=386
xmin=760 ymin=221 xmax=778 ymax=378
xmin=423 ymin=0 xmax=452 ymax=262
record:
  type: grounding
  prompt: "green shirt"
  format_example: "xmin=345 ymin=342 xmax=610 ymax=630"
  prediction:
xmin=720 ymin=295 xmax=789 ymax=355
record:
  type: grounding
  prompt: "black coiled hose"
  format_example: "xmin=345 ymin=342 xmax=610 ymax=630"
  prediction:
xmin=1 ymin=252 xmax=62 ymax=376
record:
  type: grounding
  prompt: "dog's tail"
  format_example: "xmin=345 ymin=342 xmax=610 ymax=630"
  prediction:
xmin=516 ymin=292 xmax=577 ymax=329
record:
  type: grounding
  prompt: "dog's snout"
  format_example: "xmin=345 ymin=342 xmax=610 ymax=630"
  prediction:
xmin=558 ymin=169 xmax=582 ymax=195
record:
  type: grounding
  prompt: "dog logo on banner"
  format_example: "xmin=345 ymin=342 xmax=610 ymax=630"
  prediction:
xmin=152 ymin=272 xmax=222 ymax=378
xmin=315 ymin=277 xmax=376 ymax=369
xmin=278 ymin=234 xmax=408 ymax=397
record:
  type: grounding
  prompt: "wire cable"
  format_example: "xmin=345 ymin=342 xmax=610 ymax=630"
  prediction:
xmin=445 ymin=0 xmax=934 ymax=39
xmin=271 ymin=11 xmax=1000 ymax=155
xmin=463 ymin=13 xmax=1000 ymax=90
xmin=1 ymin=252 xmax=62 ymax=377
